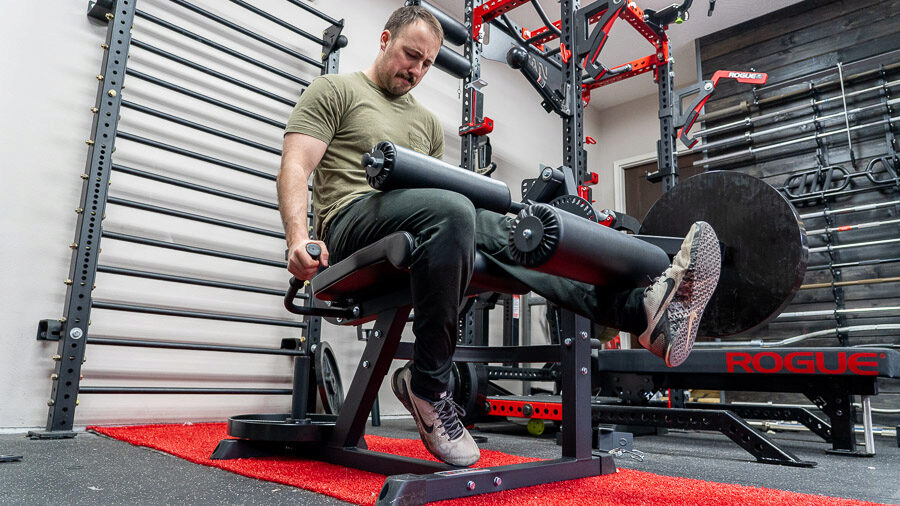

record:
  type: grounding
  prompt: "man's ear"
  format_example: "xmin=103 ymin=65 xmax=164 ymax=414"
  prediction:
xmin=379 ymin=30 xmax=391 ymax=52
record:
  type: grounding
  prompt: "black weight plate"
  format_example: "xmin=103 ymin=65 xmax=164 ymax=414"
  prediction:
xmin=639 ymin=171 xmax=808 ymax=336
xmin=314 ymin=341 xmax=344 ymax=414
xmin=451 ymin=362 xmax=486 ymax=425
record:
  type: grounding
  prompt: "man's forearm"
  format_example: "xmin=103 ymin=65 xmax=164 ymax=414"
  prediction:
xmin=277 ymin=164 xmax=312 ymax=247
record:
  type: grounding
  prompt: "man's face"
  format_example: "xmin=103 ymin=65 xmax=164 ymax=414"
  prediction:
xmin=376 ymin=20 xmax=441 ymax=96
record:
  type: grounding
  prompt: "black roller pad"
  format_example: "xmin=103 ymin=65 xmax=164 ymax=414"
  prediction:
xmin=639 ymin=171 xmax=808 ymax=337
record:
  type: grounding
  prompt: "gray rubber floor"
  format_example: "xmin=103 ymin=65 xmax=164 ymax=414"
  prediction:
xmin=1 ymin=418 xmax=898 ymax=505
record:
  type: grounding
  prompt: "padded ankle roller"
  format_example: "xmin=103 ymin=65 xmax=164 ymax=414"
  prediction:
xmin=363 ymin=141 xmax=513 ymax=214
xmin=509 ymin=203 xmax=671 ymax=287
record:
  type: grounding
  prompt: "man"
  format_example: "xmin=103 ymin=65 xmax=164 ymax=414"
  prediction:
xmin=277 ymin=6 xmax=721 ymax=467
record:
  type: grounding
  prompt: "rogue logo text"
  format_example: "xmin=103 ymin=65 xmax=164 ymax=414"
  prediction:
xmin=725 ymin=351 xmax=880 ymax=375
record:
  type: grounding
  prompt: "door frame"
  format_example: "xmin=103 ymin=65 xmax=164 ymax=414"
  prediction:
xmin=613 ymin=147 xmax=701 ymax=214
xmin=612 ymin=152 xmax=656 ymax=214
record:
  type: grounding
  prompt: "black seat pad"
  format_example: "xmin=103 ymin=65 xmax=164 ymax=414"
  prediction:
xmin=312 ymin=231 xmax=528 ymax=304
xmin=312 ymin=232 xmax=415 ymax=303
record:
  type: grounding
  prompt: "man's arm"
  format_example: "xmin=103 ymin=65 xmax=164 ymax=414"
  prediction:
xmin=277 ymin=132 xmax=329 ymax=280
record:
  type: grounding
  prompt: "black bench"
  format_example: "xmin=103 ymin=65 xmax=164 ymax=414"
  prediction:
xmin=213 ymin=231 xmax=615 ymax=505
xmin=592 ymin=347 xmax=899 ymax=457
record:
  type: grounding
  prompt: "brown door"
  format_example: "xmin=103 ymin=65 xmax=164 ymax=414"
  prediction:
xmin=623 ymin=153 xmax=702 ymax=222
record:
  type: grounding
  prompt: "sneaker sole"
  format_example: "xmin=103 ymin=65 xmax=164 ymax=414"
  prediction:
xmin=665 ymin=222 xmax=721 ymax=367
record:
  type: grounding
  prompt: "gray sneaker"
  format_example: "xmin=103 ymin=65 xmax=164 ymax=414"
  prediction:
xmin=638 ymin=221 xmax=721 ymax=367
xmin=391 ymin=365 xmax=480 ymax=467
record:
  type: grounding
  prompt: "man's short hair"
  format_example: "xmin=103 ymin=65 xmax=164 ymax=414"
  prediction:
xmin=384 ymin=6 xmax=444 ymax=44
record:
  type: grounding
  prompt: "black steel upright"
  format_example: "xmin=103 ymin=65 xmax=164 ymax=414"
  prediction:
xmin=557 ymin=310 xmax=594 ymax=458
xmin=457 ymin=0 xmax=489 ymax=350
xmin=652 ymin=60 xmax=678 ymax=191
xmin=38 ymin=0 xmax=134 ymax=436
xmin=304 ymin=10 xmax=347 ymax=360
xmin=460 ymin=0 xmax=483 ymax=172
xmin=560 ymin=0 xmax=586 ymax=185
xmin=321 ymin=22 xmax=347 ymax=76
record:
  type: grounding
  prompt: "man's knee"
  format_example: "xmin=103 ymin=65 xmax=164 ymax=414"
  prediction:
xmin=422 ymin=189 xmax=477 ymax=234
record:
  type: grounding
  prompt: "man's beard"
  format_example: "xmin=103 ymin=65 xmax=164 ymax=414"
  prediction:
xmin=381 ymin=69 xmax=414 ymax=97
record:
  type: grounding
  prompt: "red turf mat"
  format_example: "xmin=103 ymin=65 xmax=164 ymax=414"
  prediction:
xmin=89 ymin=423 xmax=882 ymax=506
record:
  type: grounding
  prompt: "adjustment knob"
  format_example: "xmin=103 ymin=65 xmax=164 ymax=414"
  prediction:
xmin=361 ymin=151 xmax=380 ymax=168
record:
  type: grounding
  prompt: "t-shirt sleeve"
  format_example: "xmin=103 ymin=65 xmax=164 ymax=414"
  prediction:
xmin=284 ymin=77 xmax=343 ymax=143
xmin=429 ymin=115 xmax=445 ymax=159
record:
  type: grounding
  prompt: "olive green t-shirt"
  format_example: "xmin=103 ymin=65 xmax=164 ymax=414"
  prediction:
xmin=285 ymin=71 xmax=445 ymax=239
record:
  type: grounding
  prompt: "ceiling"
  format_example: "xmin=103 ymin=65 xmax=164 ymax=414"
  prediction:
xmin=429 ymin=0 xmax=803 ymax=109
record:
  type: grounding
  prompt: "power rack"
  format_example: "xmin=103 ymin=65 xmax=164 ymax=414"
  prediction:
xmin=425 ymin=0 xmax=711 ymax=374
xmin=461 ymin=0 xmax=710 ymax=192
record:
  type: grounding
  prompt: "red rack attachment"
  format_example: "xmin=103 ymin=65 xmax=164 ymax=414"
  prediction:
xmin=485 ymin=397 xmax=564 ymax=421
xmin=459 ymin=117 xmax=494 ymax=136
xmin=677 ymin=70 xmax=768 ymax=147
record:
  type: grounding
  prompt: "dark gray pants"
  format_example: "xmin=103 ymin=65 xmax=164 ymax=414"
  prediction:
xmin=323 ymin=189 xmax=646 ymax=399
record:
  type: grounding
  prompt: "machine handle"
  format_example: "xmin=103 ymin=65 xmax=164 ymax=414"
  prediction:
xmin=284 ymin=244 xmax=356 ymax=318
